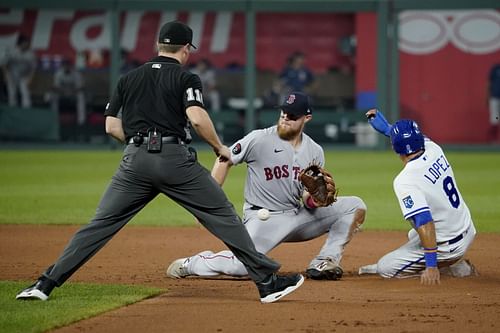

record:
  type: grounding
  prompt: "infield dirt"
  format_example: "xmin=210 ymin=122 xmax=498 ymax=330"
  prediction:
xmin=1 ymin=225 xmax=499 ymax=332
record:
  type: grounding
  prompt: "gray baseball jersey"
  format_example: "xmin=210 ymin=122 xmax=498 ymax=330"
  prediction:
xmin=231 ymin=125 xmax=324 ymax=211
xmin=180 ymin=125 xmax=366 ymax=277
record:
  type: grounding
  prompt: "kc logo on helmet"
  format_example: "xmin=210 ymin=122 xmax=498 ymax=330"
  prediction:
xmin=286 ymin=94 xmax=296 ymax=104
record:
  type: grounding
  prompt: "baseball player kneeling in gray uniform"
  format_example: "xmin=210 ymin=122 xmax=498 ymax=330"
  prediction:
xmin=167 ymin=92 xmax=367 ymax=280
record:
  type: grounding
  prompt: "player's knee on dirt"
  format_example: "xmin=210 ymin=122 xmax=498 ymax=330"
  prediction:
xmin=352 ymin=197 xmax=367 ymax=229
xmin=353 ymin=196 xmax=367 ymax=212
xmin=376 ymin=254 xmax=398 ymax=278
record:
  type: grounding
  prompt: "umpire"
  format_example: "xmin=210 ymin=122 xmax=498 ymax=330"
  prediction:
xmin=16 ymin=21 xmax=303 ymax=303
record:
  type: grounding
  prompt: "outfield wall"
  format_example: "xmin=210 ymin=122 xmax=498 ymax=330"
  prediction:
xmin=1 ymin=8 xmax=500 ymax=144
xmin=356 ymin=10 xmax=500 ymax=144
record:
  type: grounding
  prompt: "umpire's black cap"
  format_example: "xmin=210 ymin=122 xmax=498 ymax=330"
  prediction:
xmin=158 ymin=21 xmax=197 ymax=49
xmin=280 ymin=92 xmax=312 ymax=116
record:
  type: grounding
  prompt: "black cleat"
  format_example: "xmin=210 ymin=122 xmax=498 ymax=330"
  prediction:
xmin=306 ymin=262 xmax=343 ymax=280
xmin=16 ymin=277 xmax=56 ymax=301
xmin=257 ymin=273 xmax=304 ymax=303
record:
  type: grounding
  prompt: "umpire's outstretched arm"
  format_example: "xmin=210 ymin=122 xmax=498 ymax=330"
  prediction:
xmin=186 ymin=105 xmax=231 ymax=160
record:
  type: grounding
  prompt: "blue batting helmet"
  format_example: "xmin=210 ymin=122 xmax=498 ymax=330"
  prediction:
xmin=390 ymin=119 xmax=425 ymax=155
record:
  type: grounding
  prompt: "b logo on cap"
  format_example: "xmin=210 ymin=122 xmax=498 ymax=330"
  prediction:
xmin=286 ymin=94 xmax=296 ymax=105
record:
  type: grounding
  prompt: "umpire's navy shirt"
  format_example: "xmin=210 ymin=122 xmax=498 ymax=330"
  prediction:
xmin=104 ymin=56 xmax=205 ymax=141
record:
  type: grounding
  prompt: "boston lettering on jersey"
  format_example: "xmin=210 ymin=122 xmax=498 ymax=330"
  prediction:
xmin=264 ymin=165 xmax=302 ymax=181
xmin=424 ymin=154 xmax=451 ymax=184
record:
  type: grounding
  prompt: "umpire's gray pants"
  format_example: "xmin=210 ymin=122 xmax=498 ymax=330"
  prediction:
xmin=42 ymin=144 xmax=280 ymax=284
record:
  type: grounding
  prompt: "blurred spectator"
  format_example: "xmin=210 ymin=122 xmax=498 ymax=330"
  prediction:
xmin=120 ymin=49 xmax=140 ymax=74
xmin=87 ymin=49 xmax=105 ymax=69
xmin=0 ymin=35 xmax=37 ymax=108
xmin=279 ymin=51 xmax=315 ymax=95
xmin=191 ymin=58 xmax=220 ymax=111
xmin=50 ymin=58 xmax=86 ymax=126
xmin=488 ymin=63 xmax=500 ymax=142
xmin=262 ymin=79 xmax=285 ymax=108
xmin=75 ymin=51 xmax=87 ymax=71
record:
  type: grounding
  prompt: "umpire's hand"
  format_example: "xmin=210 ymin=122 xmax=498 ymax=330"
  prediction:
xmin=215 ymin=145 xmax=231 ymax=162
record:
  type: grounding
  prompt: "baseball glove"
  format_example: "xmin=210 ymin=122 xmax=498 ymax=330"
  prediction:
xmin=299 ymin=164 xmax=338 ymax=207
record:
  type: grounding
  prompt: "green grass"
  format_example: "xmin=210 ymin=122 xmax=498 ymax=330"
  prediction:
xmin=0 ymin=281 xmax=163 ymax=333
xmin=0 ymin=150 xmax=499 ymax=232
xmin=327 ymin=151 xmax=500 ymax=232
xmin=0 ymin=149 xmax=498 ymax=332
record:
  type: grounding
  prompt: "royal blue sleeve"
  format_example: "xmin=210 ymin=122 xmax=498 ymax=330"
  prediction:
xmin=410 ymin=211 xmax=433 ymax=228
xmin=368 ymin=110 xmax=392 ymax=137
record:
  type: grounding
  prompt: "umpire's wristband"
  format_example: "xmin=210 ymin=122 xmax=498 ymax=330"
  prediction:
xmin=424 ymin=247 xmax=438 ymax=268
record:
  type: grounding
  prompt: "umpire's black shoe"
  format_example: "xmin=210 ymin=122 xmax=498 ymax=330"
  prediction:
xmin=257 ymin=273 xmax=304 ymax=303
xmin=16 ymin=277 xmax=56 ymax=301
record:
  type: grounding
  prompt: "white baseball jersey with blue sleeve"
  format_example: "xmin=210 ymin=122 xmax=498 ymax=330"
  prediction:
xmin=393 ymin=138 xmax=472 ymax=242
xmin=374 ymin=138 xmax=476 ymax=278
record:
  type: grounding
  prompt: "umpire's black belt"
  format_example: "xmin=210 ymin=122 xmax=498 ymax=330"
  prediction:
xmin=127 ymin=136 xmax=184 ymax=145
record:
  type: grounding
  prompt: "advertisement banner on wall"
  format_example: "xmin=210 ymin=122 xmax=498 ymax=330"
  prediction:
xmin=0 ymin=9 xmax=354 ymax=72
xmin=356 ymin=10 xmax=500 ymax=143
